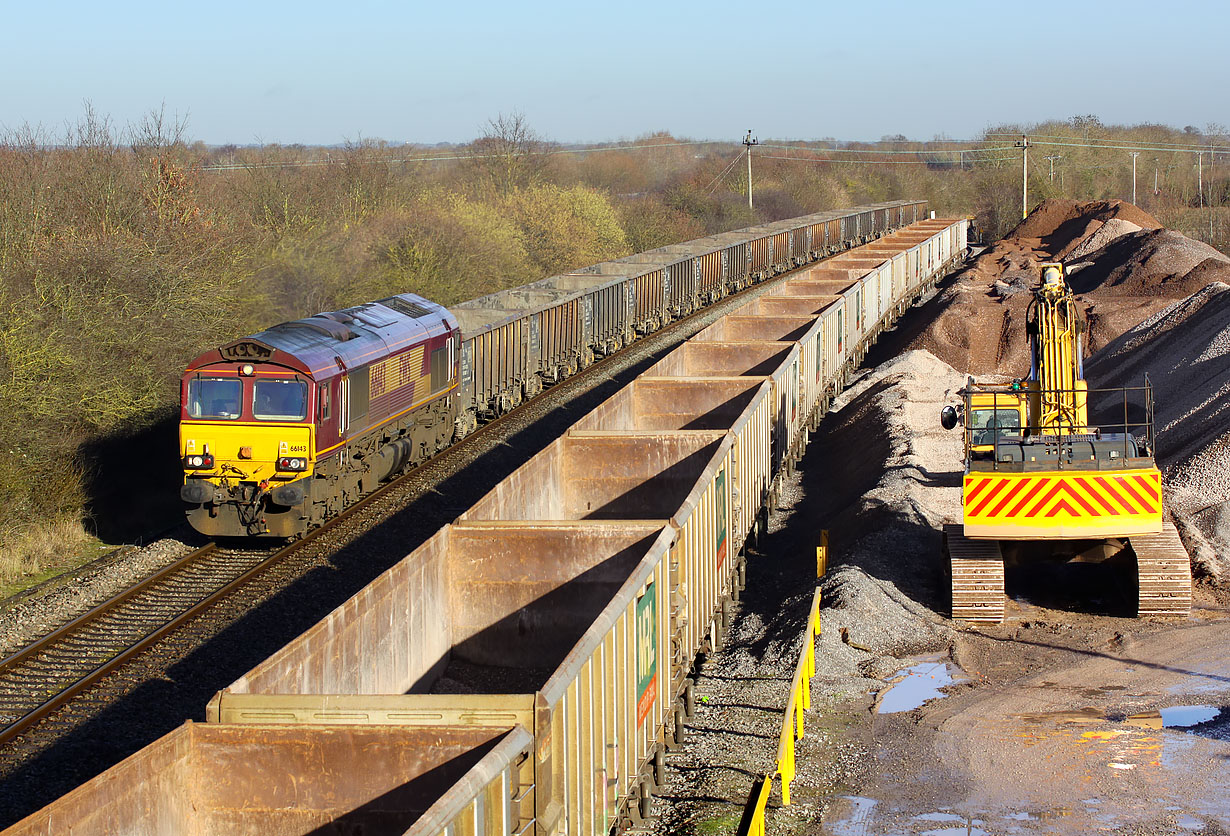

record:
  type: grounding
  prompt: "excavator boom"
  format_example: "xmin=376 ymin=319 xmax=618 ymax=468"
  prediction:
xmin=1027 ymin=263 xmax=1088 ymax=434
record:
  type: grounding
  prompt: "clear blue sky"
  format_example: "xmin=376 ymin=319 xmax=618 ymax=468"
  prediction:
xmin=3 ymin=0 xmax=1225 ymax=146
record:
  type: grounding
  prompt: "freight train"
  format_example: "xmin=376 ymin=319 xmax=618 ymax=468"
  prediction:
xmin=180 ymin=202 xmax=930 ymax=537
xmin=16 ymin=214 xmax=970 ymax=836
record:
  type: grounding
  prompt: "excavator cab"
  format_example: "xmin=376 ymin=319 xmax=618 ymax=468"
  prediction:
xmin=939 ymin=386 xmax=1027 ymax=457
xmin=967 ymin=390 xmax=1025 ymax=450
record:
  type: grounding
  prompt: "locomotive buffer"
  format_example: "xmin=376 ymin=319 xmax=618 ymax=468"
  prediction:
xmin=939 ymin=263 xmax=1190 ymax=622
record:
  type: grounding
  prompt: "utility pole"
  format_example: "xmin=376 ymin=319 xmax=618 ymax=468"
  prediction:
xmin=1130 ymin=152 xmax=1140 ymax=205
xmin=1044 ymin=154 xmax=1062 ymax=183
xmin=744 ymin=129 xmax=758 ymax=211
xmin=1154 ymin=158 xmax=1159 ymax=196
xmin=1210 ymin=144 xmax=1216 ymax=241
xmin=1014 ymin=135 xmax=1030 ymax=218
xmin=1198 ymin=151 xmax=1203 ymax=209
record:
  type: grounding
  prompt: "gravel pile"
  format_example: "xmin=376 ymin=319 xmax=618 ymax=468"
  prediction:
xmin=1004 ymin=198 xmax=1161 ymax=256
xmin=1087 ymin=282 xmax=1230 ymax=582
xmin=1068 ymin=228 xmax=1230 ymax=297
xmin=910 ymin=200 xmax=1230 ymax=378
xmin=1064 ymin=217 xmax=1142 ymax=265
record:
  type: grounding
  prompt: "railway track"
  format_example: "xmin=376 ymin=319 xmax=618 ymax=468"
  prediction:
xmin=0 ymin=544 xmax=277 ymax=745
xmin=0 ymin=240 xmax=860 ymax=760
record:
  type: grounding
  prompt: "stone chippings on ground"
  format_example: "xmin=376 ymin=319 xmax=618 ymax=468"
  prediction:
xmin=1087 ymin=281 xmax=1230 ymax=582
xmin=651 ymin=201 xmax=1230 ymax=835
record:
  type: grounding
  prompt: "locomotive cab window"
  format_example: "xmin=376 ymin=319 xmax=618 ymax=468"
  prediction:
xmin=254 ymin=378 xmax=308 ymax=421
xmin=187 ymin=377 xmax=242 ymax=419
xmin=430 ymin=341 xmax=454 ymax=393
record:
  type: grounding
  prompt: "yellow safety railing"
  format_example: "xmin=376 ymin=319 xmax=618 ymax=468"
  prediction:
xmin=741 ymin=586 xmax=822 ymax=836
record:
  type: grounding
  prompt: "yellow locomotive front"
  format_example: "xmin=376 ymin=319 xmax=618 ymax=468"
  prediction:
xmin=181 ymin=353 xmax=315 ymax=537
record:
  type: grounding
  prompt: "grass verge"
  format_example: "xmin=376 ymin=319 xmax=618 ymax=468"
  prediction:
xmin=0 ymin=518 xmax=115 ymax=600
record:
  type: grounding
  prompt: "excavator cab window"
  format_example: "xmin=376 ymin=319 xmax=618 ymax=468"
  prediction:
xmin=970 ymin=408 xmax=1021 ymax=446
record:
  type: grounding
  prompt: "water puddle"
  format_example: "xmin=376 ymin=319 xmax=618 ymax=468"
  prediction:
xmin=828 ymin=795 xmax=878 ymax=836
xmin=1125 ymin=705 xmax=1223 ymax=731
xmin=1162 ymin=705 xmax=1221 ymax=727
xmin=911 ymin=812 xmax=990 ymax=834
xmin=878 ymin=659 xmax=963 ymax=714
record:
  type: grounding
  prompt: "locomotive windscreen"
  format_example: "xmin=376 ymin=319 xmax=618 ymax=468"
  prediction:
xmin=254 ymin=379 xmax=309 ymax=421
xmin=187 ymin=378 xmax=242 ymax=420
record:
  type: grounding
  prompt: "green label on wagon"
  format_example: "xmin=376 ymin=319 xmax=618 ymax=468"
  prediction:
xmin=636 ymin=583 xmax=657 ymax=727
xmin=715 ymin=468 xmax=728 ymax=569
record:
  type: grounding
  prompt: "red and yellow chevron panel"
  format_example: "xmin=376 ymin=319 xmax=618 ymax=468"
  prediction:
xmin=963 ymin=468 xmax=1163 ymax=539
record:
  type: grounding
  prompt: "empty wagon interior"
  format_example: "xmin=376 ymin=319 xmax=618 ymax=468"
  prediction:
xmin=771 ymin=278 xmax=855 ymax=297
xmin=643 ymin=340 xmax=795 ymax=378
xmin=463 ymin=432 xmax=726 ymax=522
xmin=799 ymin=266 xmax=858 ymax=284
xmin=6 ymin=722 xmax=524 ymax=836
xmin=825 ymin=257 xmax=887 ymax=272
xmin=574 ymin=378 xmax=765 ymax=433
xmin=222 ymin=522 xmax=669 ymax=698
xmin=746 ymin=295 xmax=840 ymax=316
xmin=694 ymin=314 xmax=818 ymax=342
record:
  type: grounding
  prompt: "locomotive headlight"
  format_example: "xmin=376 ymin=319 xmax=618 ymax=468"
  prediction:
xmin=184 ymin=452 xmax=215 ymax=470
xmin=240 ymin=364 xmax=255 ymax=376
xmin=276 ymin=456 xmax=308 ymax=472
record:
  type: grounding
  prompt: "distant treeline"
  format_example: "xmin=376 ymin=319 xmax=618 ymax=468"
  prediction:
xmin=1 ymin=107 xmax=1228 ymax=573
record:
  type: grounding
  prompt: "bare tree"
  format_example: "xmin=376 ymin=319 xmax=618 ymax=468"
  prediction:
xmin=467 ymin=111 xmax=552 ymax=195
xmin=128 ymin=102 xmax=190 ymax=156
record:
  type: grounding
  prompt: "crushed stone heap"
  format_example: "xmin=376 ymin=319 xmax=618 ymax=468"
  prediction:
xmin=1087 ymin=282 xmax=1230 ymax=581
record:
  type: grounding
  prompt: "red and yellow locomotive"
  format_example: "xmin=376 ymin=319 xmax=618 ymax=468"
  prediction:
xmin=180 ymin=294 xmax=460 ymax=537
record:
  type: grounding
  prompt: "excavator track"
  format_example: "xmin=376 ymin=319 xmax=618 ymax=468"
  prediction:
xmin=944 ymin=524 xmax=1005 ymax=623
xmin=1131 ymin=522 xmax=1192 ymax=618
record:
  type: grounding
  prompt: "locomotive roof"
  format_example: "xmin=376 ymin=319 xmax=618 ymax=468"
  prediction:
xmin=190 ymin=293 xmax=457 ymax=379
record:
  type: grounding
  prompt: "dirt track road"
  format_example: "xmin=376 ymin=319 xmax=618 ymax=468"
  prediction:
xmin=823 ymin=617 xmax=1230 ymax=834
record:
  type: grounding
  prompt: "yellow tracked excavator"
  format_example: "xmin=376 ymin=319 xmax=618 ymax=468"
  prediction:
xmin=939 ymin=263 xmax=1191 ymax=622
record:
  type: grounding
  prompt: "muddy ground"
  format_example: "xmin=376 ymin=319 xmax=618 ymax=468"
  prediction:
xmin=648 ymin=204 xmax=1230 ymax=836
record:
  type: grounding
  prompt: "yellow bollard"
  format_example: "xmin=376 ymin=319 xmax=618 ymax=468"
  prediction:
xmin=816 ymin=529 xmax=829 ymax=577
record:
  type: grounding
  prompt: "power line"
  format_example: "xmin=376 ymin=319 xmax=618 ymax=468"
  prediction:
xmin=1025 ymin=139 xmax=1230 ymax=155
xmin=704 ymin=149 xmax=747 ymax=194
xmin=993 ymin=132 xmax=1230 ymax=151
xmin=757 ymin=154 xmax=1018 ymax=165
xmin=759 ymin=142 xmax=1013 ymax=155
